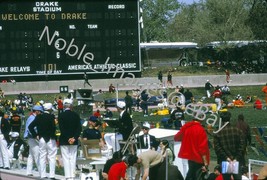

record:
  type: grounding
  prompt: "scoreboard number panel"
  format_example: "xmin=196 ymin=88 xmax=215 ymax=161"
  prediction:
xmin=0 ymin=0 xmax=140 ymax=79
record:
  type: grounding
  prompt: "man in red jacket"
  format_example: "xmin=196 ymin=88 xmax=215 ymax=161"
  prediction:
xmin=174 ymin=116 xmax=210 ymax=180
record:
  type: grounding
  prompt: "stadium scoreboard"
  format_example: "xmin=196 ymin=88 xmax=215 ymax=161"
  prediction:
xmin=0 ymin=0 xmax=141 ymax=80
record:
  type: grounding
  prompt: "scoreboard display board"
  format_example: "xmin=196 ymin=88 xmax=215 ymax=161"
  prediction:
xmin=0 ymin=0 xmax=140 ymax=80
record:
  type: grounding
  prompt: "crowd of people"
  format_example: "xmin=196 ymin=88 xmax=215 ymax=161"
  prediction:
xmin=0 ymin=95 xmax=81 ymax=179
xmin=0 ymin=93 xmax=184 ymax=179
xmin=98 ymin=104 xmax=266 ymax=180
xmin=0 ymin=79 xmax=266 ymax=180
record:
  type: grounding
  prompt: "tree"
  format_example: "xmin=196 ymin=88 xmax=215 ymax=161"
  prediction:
xmin=247 ymin=0 xmax=267 ymax=40
xmin=169 ymin=0 xmax=254 ymax=46
xmin=141 ymin=0 xmax=180 ymax=42
xmin=167 ymin=3 xmax=201 ymax=42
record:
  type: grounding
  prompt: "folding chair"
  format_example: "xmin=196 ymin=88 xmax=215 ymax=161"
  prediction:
xmin=119 ymin=123 xmax=141 ymax=155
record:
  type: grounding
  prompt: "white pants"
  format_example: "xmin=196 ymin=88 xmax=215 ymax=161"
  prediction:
xmin=0 ymin=135 xmax=10 ymax=168
xmin=7 ymin=141 xmax=24 ymax=159
xmin=7 ymin=142 xmax=24 ymax=169
xmin=104 ymin=133 xmax=123 ymax=152
xmin=206 ymin=90 xmax=211 ymax=98
xmin=39 ymin=138 xmax=57 ymax=178
xmin=215 ymin=98 xmax=222 ymax=110
xmin=27 ymin=138 xmax=40 ymax=175
xmin=60 ymin=145 xmax=77 ymax=179
xmin=7 ymin=141 xmax=15 ymax=160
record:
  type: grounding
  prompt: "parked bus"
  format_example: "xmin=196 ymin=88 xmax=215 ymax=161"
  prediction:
xmin=140 ymin=42 xmax=198 ymax=67
xmin=140 ymin=41 xmax=267 ymax=73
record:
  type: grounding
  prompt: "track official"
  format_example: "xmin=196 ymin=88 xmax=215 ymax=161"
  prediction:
xmin=24 ymin=105 xmax=43 ymax=176
xmin=58 ymin=100 xmax=82 ymax=180
xmin=29 ymin=103 xmax=57 ymax=179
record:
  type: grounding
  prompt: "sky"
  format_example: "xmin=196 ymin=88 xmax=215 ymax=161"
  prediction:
xmin=179 ymin=0 xmax=200 ymax=4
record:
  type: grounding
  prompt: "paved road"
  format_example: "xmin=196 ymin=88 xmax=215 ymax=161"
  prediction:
xmin=0 ymin=172 xmax=35 ymax=180
xmin=2 ymin=73 xmax=267 ymax=95
xmin=0 ymin=168 xmax=64 ymax=180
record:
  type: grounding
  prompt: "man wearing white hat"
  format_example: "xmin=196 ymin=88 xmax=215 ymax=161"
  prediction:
xmin=7 ymin=132 xmax=26 ymax=168
xmin=137 ymin=122 xmax=159 ymax=152
xmin=116 ymin=101 xmax=133 ymax=141
xmin=104 ymin=101 xmax=133 ymax=152
xmin=28 ymin=103 xmax=57 ymax=180
xmin=24 ymin=105 xmax=43 ymax=176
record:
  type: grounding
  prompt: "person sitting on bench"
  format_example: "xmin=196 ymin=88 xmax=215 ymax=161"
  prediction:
xmin=7 ymin=132 xmax=26 ymax=168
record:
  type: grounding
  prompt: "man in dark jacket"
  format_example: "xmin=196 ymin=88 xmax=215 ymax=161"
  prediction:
xmin=140 ymin=90 xmax=149 ymax=116
xmin=213 ymin=111 xmax=245 ymax=180
xmin=137 ymin=122 xmax=159 ymax=151
xmin=184 ymin=89 xmax=194 ymax=105
xmin=117 ymin=101 xmax=133 ymax=141
xmin=58 ymin=102 xmax=82 ymax=180
xmin=104 ymin=101 xmax=133 ymax=152
xmin=124 ymin=91 xmax=133 ymax=115
xmin=28 ymin=103 xmax=57 ymax=179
